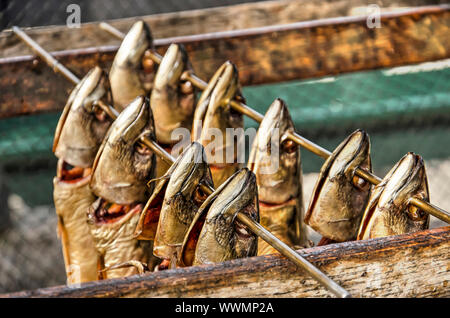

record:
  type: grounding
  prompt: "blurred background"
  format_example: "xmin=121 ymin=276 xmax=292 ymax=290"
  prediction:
xmin=0 ymin=0 xmax=449 ymax=293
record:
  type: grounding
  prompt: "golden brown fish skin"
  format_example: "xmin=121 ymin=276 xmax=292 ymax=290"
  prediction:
xmin=179 ymin=168 xmax=259 ymax=266
xmin=357 ymin=153 xmax=429 ymax=240
xmin=192 ymin=61 xmax=244 ymax=187
xmin=53 ymin=67 xmax=114 ymax=168
xmin=151 ymin=44 xmax=196 ymax=145
xmin=90 ymin=96 xmax=156 ymax=205
xmin=53 ymin=67 xmax=113 ymax=284
xmin=150 ymin=44 xmax=197 ymax=177
xmin=87 ymin=200 xmax=154 ymax=279
xmin=53 ymin=160 xmax=98 ymax=284
xmin=248 ymin=99 xmax=306 ymax=255
xmin=304 ymin=130 xmax=372 ymax=242
xmin=109 ymin=21 xmax=155 ymax=111
xmin=87 ymin=96 xmax=159 ymax=277
xmin=153 ymin=142 xmax=213 ymax=261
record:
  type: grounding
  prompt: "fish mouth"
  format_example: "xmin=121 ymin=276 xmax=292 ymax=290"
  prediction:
xmin=259 ymin=197 xmax=296 ymax=208
xmin=134 ymin=179 xmax=167 ymax=239
xmin=56 ymin=160 xmax=92 ymax=184
xmin=93 ymin=198 xmax=142 ymax=225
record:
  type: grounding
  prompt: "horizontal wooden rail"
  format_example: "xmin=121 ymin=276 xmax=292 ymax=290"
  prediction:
xmin=1 ymin=0 xmax=445 ymax=56
xmin=3 ymin=226 xmax=449 ymax=298
xmin=0 ymin=5 xmax=449 ymax=119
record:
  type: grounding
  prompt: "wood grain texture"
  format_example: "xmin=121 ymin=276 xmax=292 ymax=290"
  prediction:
xmin=2 ymin=0 xmax=447 ymax=58
xmin=3 ymin=226 xmax=449 ymax=298
xmin=0 ymin=6 xmax=449 ymax=119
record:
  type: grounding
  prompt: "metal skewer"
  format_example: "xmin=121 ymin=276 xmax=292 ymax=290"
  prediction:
xmin=99 ymin=22 xmax=450 ymax=224
xmin=13 ymin=26 xmax=351 ymax=298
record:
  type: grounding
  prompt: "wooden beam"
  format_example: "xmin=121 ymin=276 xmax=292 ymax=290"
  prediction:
xmin=3 ymin=227 xmax=449 ymax=298
xmin=0 ymin=5 xmax=448 ymax=119
xmin=2 ymin=0 xmax=446 ymax=58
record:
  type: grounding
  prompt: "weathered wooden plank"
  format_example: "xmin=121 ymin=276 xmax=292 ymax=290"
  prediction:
xmin=0 ymin=6 xmax=448 ymax=119
xmin=3 ymin=227 xmax=449 ymax=298
xmin=2 ymin=0 xmax=446 ymax=58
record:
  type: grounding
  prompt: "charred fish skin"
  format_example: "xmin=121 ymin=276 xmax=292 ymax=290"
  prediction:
xmin=192 ymin=61 xmax=244 ymax=187
xmin=53 ymin=159 xmax=98 ymax=284
xmin=153 ymin=142 xmax=213 ymax=261
xmin=109 ymin=21 xmax=155 ymax=111
xmin=248 ymin=98 xmax=306 ymax=255
xmin=90 ymin=96 xmax=156 ymax=205
xmin=305 ymin=129 xmax=372 ymax=242
xmin=87 ymin=200 xmax=154 ymax=279
xmin=357 ymin=153 xmax=430 ymax=240
xmin=179 ymin=168 xmax=259 ymax=267
xmin=53 ymin=66 xmax=114 ymax=168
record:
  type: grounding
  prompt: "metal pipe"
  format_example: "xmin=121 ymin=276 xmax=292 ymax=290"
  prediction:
xmin=12 ymin=26 xmax=81 ymax=85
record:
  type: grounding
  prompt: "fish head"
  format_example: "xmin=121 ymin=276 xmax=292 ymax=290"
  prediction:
xmin=357 ymin=153 xmax=429 ymax=240
xmin=53 ymin=66 xmax=113 ymax=168
xmin=179 ymin=168 xmax=259 ymax=266
xmin=152 ymin=142 xmax=213 ymax=258
xmin=249 ymin=98 xmax=301 ymax=204
xmin=191 ymin=61 xmax=244 ymax=186
xmin=192 ymin=61 xmax=244 ymax=145
xmin=109 ymin=21 xmax=155 ymax=110
xmin=134 ymin=142 xmax=212 ymax=243
xmin=150 ymin=44 xmax=196 ymax=145
xmin=304 ymin=129 xmax=372 ymax=241
xmin=90 ymin=96 xmax=156 ymax=204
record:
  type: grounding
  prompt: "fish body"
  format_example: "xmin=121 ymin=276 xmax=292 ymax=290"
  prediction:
xmin=304 ymin=130 xmax=372 ymax=242
xmin=135 ymin=142 xmax=213 ymax=264
xmin=52 ymin=67 xmax=113 ymax=284
xmin=179 ymin=168 xmax=259 ymax=266
xmin=88 ymin=96 xmax=158 ymax=277
xmin=192 ymin=61 xmax=244 ymax=186
xmin=53 ymin=162 xmax=98 ymax=284
xmin=248 ymin=99 xmax=306 ymax=255
xmin=357 ymin=153 xmax=429 ymax=240
xmin=150 ymin=44 xmax=196 ymax=177
xmin=87 ymin=200 xmax=154 ymax=279
xmin=109 ymin=21 xmax=155 ymax=111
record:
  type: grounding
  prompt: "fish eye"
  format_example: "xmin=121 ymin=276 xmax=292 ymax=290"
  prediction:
xmin=94 ymin=107 xmax=107 ymax=122
xmin=282 ymin=139 xmax=297 ymax=154
xmin=407 ymin=204 xmax=425 ymax=221
xmin=180 ymin=80 xmax=194 ymax=94
xmin=194 ymin=186 xmax=208 ymax=205
xmin=352 ymin=175 xmax=370 ymax=191
xmin=142 ymin=51 xmax=155 ymax=73
xmin=135 ymin=142 xmax=151 ymax=155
